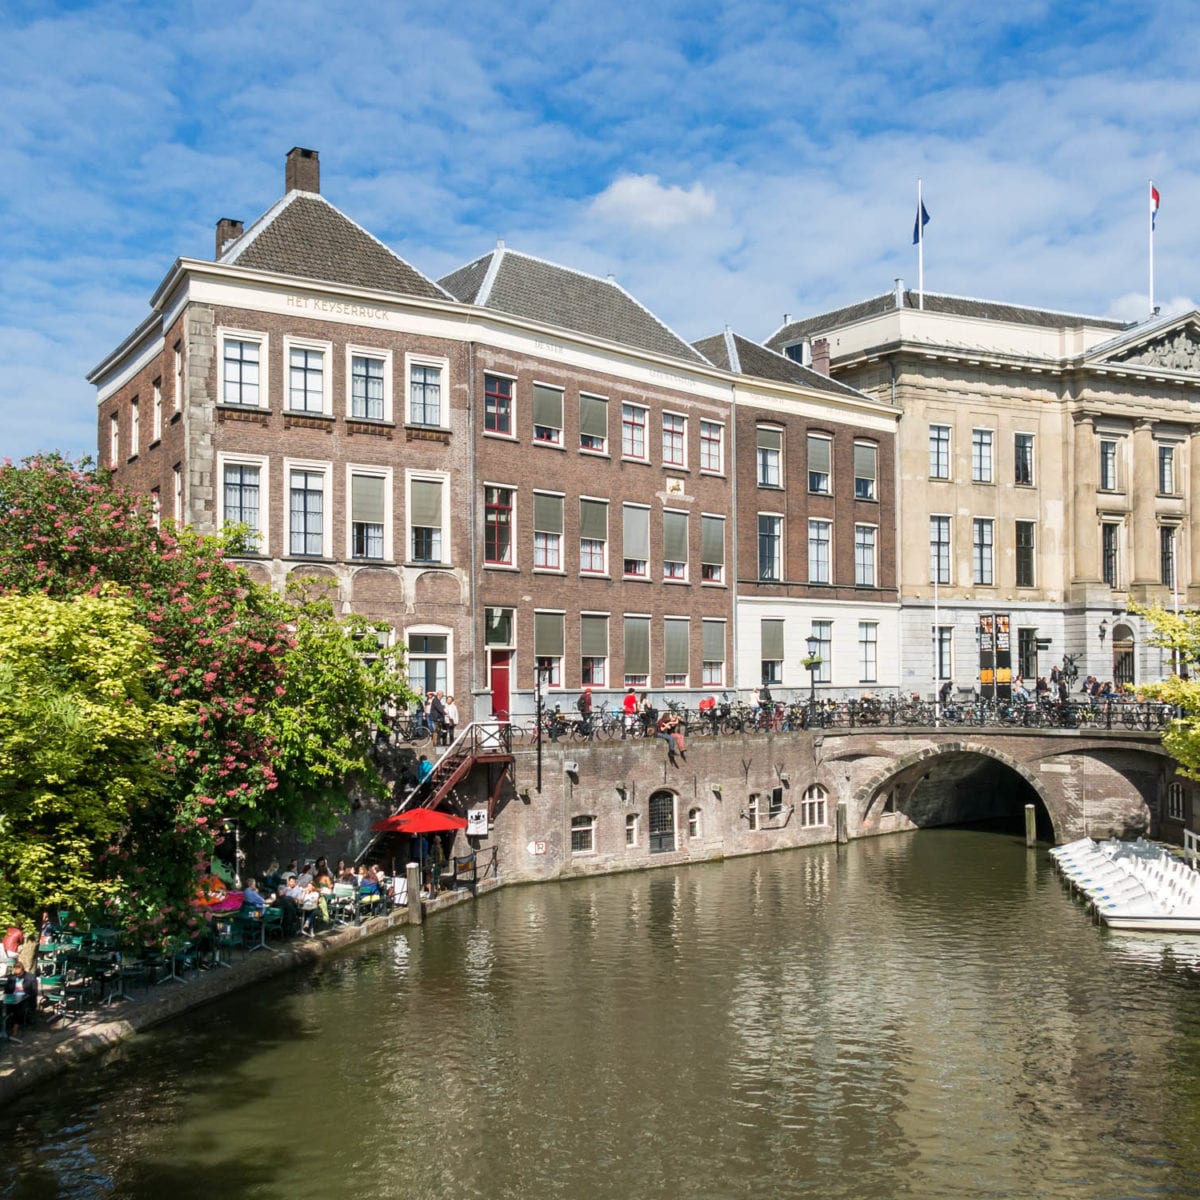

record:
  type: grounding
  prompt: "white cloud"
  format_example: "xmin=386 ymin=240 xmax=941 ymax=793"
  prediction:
xmin=590 ymin=175 xmax=717 ymax=230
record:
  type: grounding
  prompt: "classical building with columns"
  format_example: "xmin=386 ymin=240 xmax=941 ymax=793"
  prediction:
xmin=768 ymin=290 xmax=1200 ymax=695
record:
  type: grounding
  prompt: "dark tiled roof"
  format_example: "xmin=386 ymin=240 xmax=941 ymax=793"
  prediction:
xmin=766 ymin=291 xmax=1127 ymax=349
xmin=692 ymin=330 xmax=869 ymax=400
xmin=439 ymin=249 xmax=705 ymax=363
xmin=224 ymin=194 xmax=447 ymax=300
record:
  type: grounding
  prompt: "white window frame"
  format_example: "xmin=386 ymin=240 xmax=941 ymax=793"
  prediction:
xmin=172 ymin=463 xmax=183 ymax=524
xmin=173 ymin=339 xmax=184 ymax=415
xmin=345 ymin=463 xmax=394 ymax=562
xmin=663 ymin=508 xmax=689 ymax=582
xmin=699 ymin=420 xmax=725 ymax=474
xmin=282 ymin=457 xmax=332 ymax=559
xmin=621 ymin=402 xmax=649 ymax=461
xmin=218 ymin=328 xmax=269 ymax=409
xmin=625 ymin=812 xmax=639 ymax=847
xmin=532 ymin=381 xmax=565 ymax=446
xmin=406 ymin=624 xmax=452 ymax=695
xmin=580 ymin=610 xmax=609 ymax=689
xmin=688 ymin=808 xmax=701 ymax=839
xmin=800 ymin=785 xmax=828 ymax=828
xmin=854 ymin=523 xmax=877 ymax=587
xmin=571 ymin=815 xmax=597 ymax=854
xmin=1099 ymin=438 xmax=1119 ymax=491
xmin=853 ymin=440 xmax=877 ymax=500
xmin=810 ymin=621 xmax=832 ymax=684
xmin=578 ymin=391 xmax=607 ymax=454
xmin=662 ymin=410 xmax=688 ymax=469
xmin=759 ymin=426 xmax=783 ymax=488
xmin=406 ymin=469 xmax=451 ymax=566
xmin=129 ymin=396 xmax=139 ymax=459
xmin=806 ymin=432 xmax=831 ymax=494
xmin=623 ymin=503 xmax=651 ymax=579
xmin=759 ymin=513 xmax=783 ymax=582
xmin=579 ymin=495 xmax=609 ymax=577
xmin=152 ymin=379 xmax=162 ymax=443
xmin=701 ymin=617 xmax=726 ymax=687
xmin=1014 ymin=431 xmax=1036 ymax=486
xmin=532 ymin=489 xmax=565 ymax=574
xmin=283 ymin=335 xmax=333 ymax=416
xmin=858 ymin=621 xmax=878 ymax=683
xmin=973 ymin=517 xmax=995 ymax=586
xmin=150 ymin=488 xmax=161 ymax=529
xmin=346 ymin=346 xmax=393 ymax=423
xmin=1159 ymin=442 xmax=1178 ymax=496
xmin=972 ymin=427 xmax=993 ymax=483
xmin=930 ymin=514 xmax=952 ymax=585
xmin=808 ymin=518 xmax=831 ymax=585
xmin=746 ymin=794 xmax=759 ymax=831
xmin=930 ymin=423 xmax=951 ymax=480
xmin=217 ymin=450 xmax=271 ymax=554
xmin=405 ymin=352 xmax=450 ymax=429
xmin=109 ymin=412 xmax=119 ymax=468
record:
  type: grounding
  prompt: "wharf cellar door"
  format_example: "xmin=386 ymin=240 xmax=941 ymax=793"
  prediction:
xmin=649 ymin=791 xmax=676 ymax=854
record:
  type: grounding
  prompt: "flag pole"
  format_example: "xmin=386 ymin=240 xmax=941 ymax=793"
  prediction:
xmin=1148 ymin=179 xmax=1156 ymax=319
xmin=918 ymin=177 xmax=925 ymax=310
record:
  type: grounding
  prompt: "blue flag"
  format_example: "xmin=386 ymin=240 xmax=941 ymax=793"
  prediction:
xmin=912 ymin=199 xmax=930 ymax=245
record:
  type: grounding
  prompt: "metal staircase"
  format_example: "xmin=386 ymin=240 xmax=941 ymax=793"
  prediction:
xmin=401 ymin=721 xmax=514 ymax=818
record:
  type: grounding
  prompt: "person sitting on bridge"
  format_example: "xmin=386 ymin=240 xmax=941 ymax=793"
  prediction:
xmin=1013 ymin=677 xmax=1031 ymax=702
xmin=939 ymin=679 xmax=954 ymax=705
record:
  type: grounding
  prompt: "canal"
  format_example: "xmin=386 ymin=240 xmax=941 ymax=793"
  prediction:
xmin=5 ymin=829 xmax=1200 ymax=1199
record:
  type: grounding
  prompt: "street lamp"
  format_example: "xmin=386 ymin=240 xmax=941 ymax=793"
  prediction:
xmin=535 ymin=662 xmax=550 ymax=794
xmin=802 ymin=634 xmax=823 ymax=728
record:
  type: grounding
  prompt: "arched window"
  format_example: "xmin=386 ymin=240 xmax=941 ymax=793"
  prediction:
xmin=801 ymin=785 xmax=828 ymax=828
xmin=687 ymin=808 xmax=701 ymax=839
xmin=1112 ymin=622 xmax=1135 ymax=688
xmin=648 ymin=790 xmax=676 ymax=854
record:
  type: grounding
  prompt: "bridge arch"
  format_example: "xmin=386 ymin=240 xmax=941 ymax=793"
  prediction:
xmin=854 ymin=740 xmax=1059 ymax=839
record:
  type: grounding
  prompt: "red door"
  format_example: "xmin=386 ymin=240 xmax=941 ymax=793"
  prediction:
xmin=489 ymin=651 xmax=511 ymax=719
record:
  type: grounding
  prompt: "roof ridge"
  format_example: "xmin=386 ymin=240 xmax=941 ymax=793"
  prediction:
xmin=220 ymin=190 xmax=302 ymax=265
xmin=918 ymin=289 xmax=1125 ymax=326
xmin=476 ymin=248 xmax=505 ymax=307
xmin=723 ymin=328 xmax=741 ymax=374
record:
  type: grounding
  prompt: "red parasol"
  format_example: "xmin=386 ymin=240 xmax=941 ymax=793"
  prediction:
xmin=370 ymin=809 xmax=468 ymax=834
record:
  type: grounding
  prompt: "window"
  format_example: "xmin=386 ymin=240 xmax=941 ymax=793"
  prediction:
xmin=152 ymin=380 xmax=162 ymax=442
xmin=1161 ymin=526 xmax=1177 ymax=589
xmin=581 ymin=614 xmax=609 ymax=687
xmin=173 ymin=341 xmax=184 ymax=414
xmin=701 ymin=619 xmax=725 ymax=686
xmin=221 ymin=334 xmax=263 ymax=406
xmin=930 ymin=516 xmax=951 ymax=584
xmin=623 ymin=615 xmax=649 ymax=687
xmin=1100 ymin=439 xmax=1118 ymax=490
xmin=800 ymin=785 xmax=828 ymax=828
xmin=972 ymin=429 xmax=993 ymax=483
xmin=768 ymin=788 xmax=784 ymax=821
xmin=859 ymin=622 xmax=877 ymax=682
xmin=758 ymin=426 xmax=783 ymax=487
xmin=533 ymin=384 xmax=564 ymax=445
xmin=485 ymin=608 xmax=514 ymax=651
xmin=1018 ymin=627 xmax=1037 ymax=680
xmin=407 ymin=631 xmax=449 ymax=693
xmin=534 ymin=611 xmax=564 ymax=688
xmin=934 ymin=626 xmax=953 ymax=682
xmin=625 ymin=813 xmax=639 ymax=847
xmin=350 ymin=353 xmax=387 ymax=421
xmin=746 ymin=794 xmax=759 ymax=831
xmin=1102 ymin=522 xmax=1120 ymax=588
xmin=571 ymin=816 xmax=596 ymax=854
xmin=129 ymin=397 xmax=139 ymax=458
xmin=1159 ymin=444 xmax=1177 ymax=495
xmin=929 ymin=424 xmax=951 ymax=479
xmin=663 ymin=413 xmax=687 ymax=467
xmin=701 ymin=514 xmax=725 ymax=583
xmin=1168 ymin=782 xmax=1186 ymax=822
xmin=409 ymin=477 xmax=444 ymax=563
xmin=663 ymin=510 xmax=688 ymax=581
xmin=350 ymin=472 xmax=388 ymax=560
xmin=807 ymin=518 xmax=831 ymax=584
xmin=854 ymin=442 xmax=877 ymax=500
xmin=623 ymin=505 xmax=649 ymax=578
xmin=810 ymin=621 xmax=831 ymax=684
xmin=533 ymin=492 xmax=564 ymax=570
xmin=621 ymin=403 xmax=647 ymax=459
xmin=579 ymin=394 xmax=607 ymax=453
xmin=688 ymin=808 xmax=701 ymax=839
xmin=289 ymin=468 xmax=326 ymax=556
xmin=759 ymin=515 xmax=783 ymax=581
xmin=172 ymin=463 xmax=182 ymax=523
xmin=973 ymin=518 xmax=994 ymax=585
xmin=484 ymin=486 xmax=514 ymax=565
xmin=150 ymin=489 xmax=161 ymax=528
xmin=1014 ymin=433 xmax=1035 ymax=486
xmin=761 ymin=618 xmax=784 ymax=686
xmin=807 ymin=433 xmax=830 ymax=493
xmin=484 ymin=374 xmax=513 ymax=436
xmin=1015 ymin=521 xmax=1036 ymax=587
xmin=109 ymin=412 xmax=119 ymax=467
xmin=700 ymin=420 xmax=724 ymax=473
xmin=408 ymin=359 xmax=445 ymax=427
xmin=664 ymin=617 xmax=690 ymax=687
xmin=222 ymin=461 xmax=263 ymax=550
xmin=288 ymin=345 xmax=326 ymax=414
xmin=854 ymin=525 xmax=876 ymax=587
xmin=579 ymin=498 xmax=608 ymax=574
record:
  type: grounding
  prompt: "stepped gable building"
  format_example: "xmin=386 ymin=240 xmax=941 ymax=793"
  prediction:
xmin=767 ymin=286 xmax=1200 ymax=694
xmin=89 ymin=147 xmax=901 ymax=717
xmin=692 ymin=329 xmax=899 ymax=693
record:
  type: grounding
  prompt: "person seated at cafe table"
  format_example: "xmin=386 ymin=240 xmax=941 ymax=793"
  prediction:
xmin=240 ymin=877 xmax=270 ymax=912
xmin=4 ymin=961 xmax=37 ymax=1036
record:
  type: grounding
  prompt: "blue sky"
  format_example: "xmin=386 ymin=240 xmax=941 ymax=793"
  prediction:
xmin=4 ymin=0 xmax=1199 ymax=459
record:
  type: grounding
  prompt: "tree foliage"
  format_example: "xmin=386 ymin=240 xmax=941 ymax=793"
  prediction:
xmin=0 ymin=455 xmax=413 ymax=935
xmin=1128 ymin=603 xmax=1200 ymax=779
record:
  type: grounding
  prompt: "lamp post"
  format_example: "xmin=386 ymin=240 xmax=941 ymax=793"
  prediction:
xmin=535 ymin=663 xmax=549 ymax=794
xmin=803 ymin=634 xmax=823 ymax=728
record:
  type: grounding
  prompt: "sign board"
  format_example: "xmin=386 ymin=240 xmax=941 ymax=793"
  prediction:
xmin=467 ymin=808 xmax=489 ymax=837
xmin=527 ymin=839 xmax=547 ymax=856
xmin=978 ymin=613 xmax=1012 ymax=700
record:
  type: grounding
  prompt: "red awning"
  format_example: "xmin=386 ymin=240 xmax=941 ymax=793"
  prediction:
xmin=370 ymin=809 xmax=468 ymax=834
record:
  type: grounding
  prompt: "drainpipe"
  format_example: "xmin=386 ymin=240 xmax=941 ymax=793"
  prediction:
xmin=467 ymin=339 xmax=479 ymax=719
xmin=729 ymin=381 xmax=739 ymax=692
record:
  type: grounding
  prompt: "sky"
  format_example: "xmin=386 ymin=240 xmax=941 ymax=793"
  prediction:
xmin=4 ymin=0 xmax=1200 ymax=460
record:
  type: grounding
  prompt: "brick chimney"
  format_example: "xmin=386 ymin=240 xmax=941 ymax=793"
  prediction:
xmin=285 ymin=146 xmax=320 ymax=194
xmin=215 ymin=217 xmax=243 ymax=259
xmin=811 ymin=336 xmax=831 ymax=376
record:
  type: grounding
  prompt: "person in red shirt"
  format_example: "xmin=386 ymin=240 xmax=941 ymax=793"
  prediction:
xmin=2 ymin=926 xmax=23 ymax=961
xmin=622 ymin=688 xmax=638 ymax=737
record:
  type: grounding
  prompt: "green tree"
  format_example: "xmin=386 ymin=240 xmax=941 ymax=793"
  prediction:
xmin=1128 ymin=603 xmax=1200 ymax=778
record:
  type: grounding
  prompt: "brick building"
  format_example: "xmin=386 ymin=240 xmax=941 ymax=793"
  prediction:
xmin=89 ymin=148 xmax=901 ymax=717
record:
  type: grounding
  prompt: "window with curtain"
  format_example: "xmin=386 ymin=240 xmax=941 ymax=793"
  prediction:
xmin=579 ymin=394 xmax=608 ymax=452
xmin=663 ymin=510 xmax=688 ymax=580
xmin=807 ymin=519 xmax=830 ymax=584
xmin=623 ymin=615 xmax=650 ymax=686
xmin=533 ymin=492 xmax=564 ymax=570
xmin=854 ymin=442 xmax=877 ymax=499
xmin=580 ymin=613 xmax=609 ymax=686
xmin=410 ymin=478 xmax=443 ymax=563
xmin=289 ymin=469 xmax=324 ymax=556
xmin=484 ymin=486 xmax=513 ymax=565
xmin=701 ymin=514 xmax=724 ymax=583
xmin=702 ymin=619 xmax=725 ymax=685
xmin=759 ymin=514 xmax=782 ymax=581
xmin=758 ymin=426 xmax=782 ymax=487
xmin=534 ymin=611 xmax=564 ymax=688
xmin=350 ymin=473 xmax=385 ymax=559
xmin=761 ymin=618 xmax=784 ymax=685
xmin=533 ymin=384 xmax=563 ymax=445
xmin=623 ymin=505 xmax=649 ymax=577
xmin=579 ymin=498 xmax=608 ymax=574
xmin=664 ymin=617 xmax=689 ymax=686
xmin=807 ymin=433 xmax=831 ymax=493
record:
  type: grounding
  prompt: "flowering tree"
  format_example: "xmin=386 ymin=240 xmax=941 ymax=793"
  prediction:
xmin=0 ymin=456 xmax=411 ymax=935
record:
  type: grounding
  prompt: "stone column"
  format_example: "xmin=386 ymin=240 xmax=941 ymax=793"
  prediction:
xmin=1131 ymin=419 xmax=1157 ymax=588
xmin=1072 ymin=414 xmax=1100 ymax=583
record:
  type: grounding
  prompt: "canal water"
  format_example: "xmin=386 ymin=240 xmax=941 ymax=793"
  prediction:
xmin=5 ymin=829 xmax=1200 ymax=1200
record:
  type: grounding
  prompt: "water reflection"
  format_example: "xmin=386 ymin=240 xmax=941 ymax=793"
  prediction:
xmin=5 ymin=831 xmax=1200 ymax=1198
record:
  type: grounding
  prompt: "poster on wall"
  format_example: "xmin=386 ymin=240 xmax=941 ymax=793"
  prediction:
xmin=979 ymin=615 xmax=995 ymax=699
xmin=467 ymin=808 xmax=489 ymax=837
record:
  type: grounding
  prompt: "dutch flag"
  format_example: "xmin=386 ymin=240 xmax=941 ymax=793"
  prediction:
xmin=1151 ymin=183 xmax=1161 ymax=231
